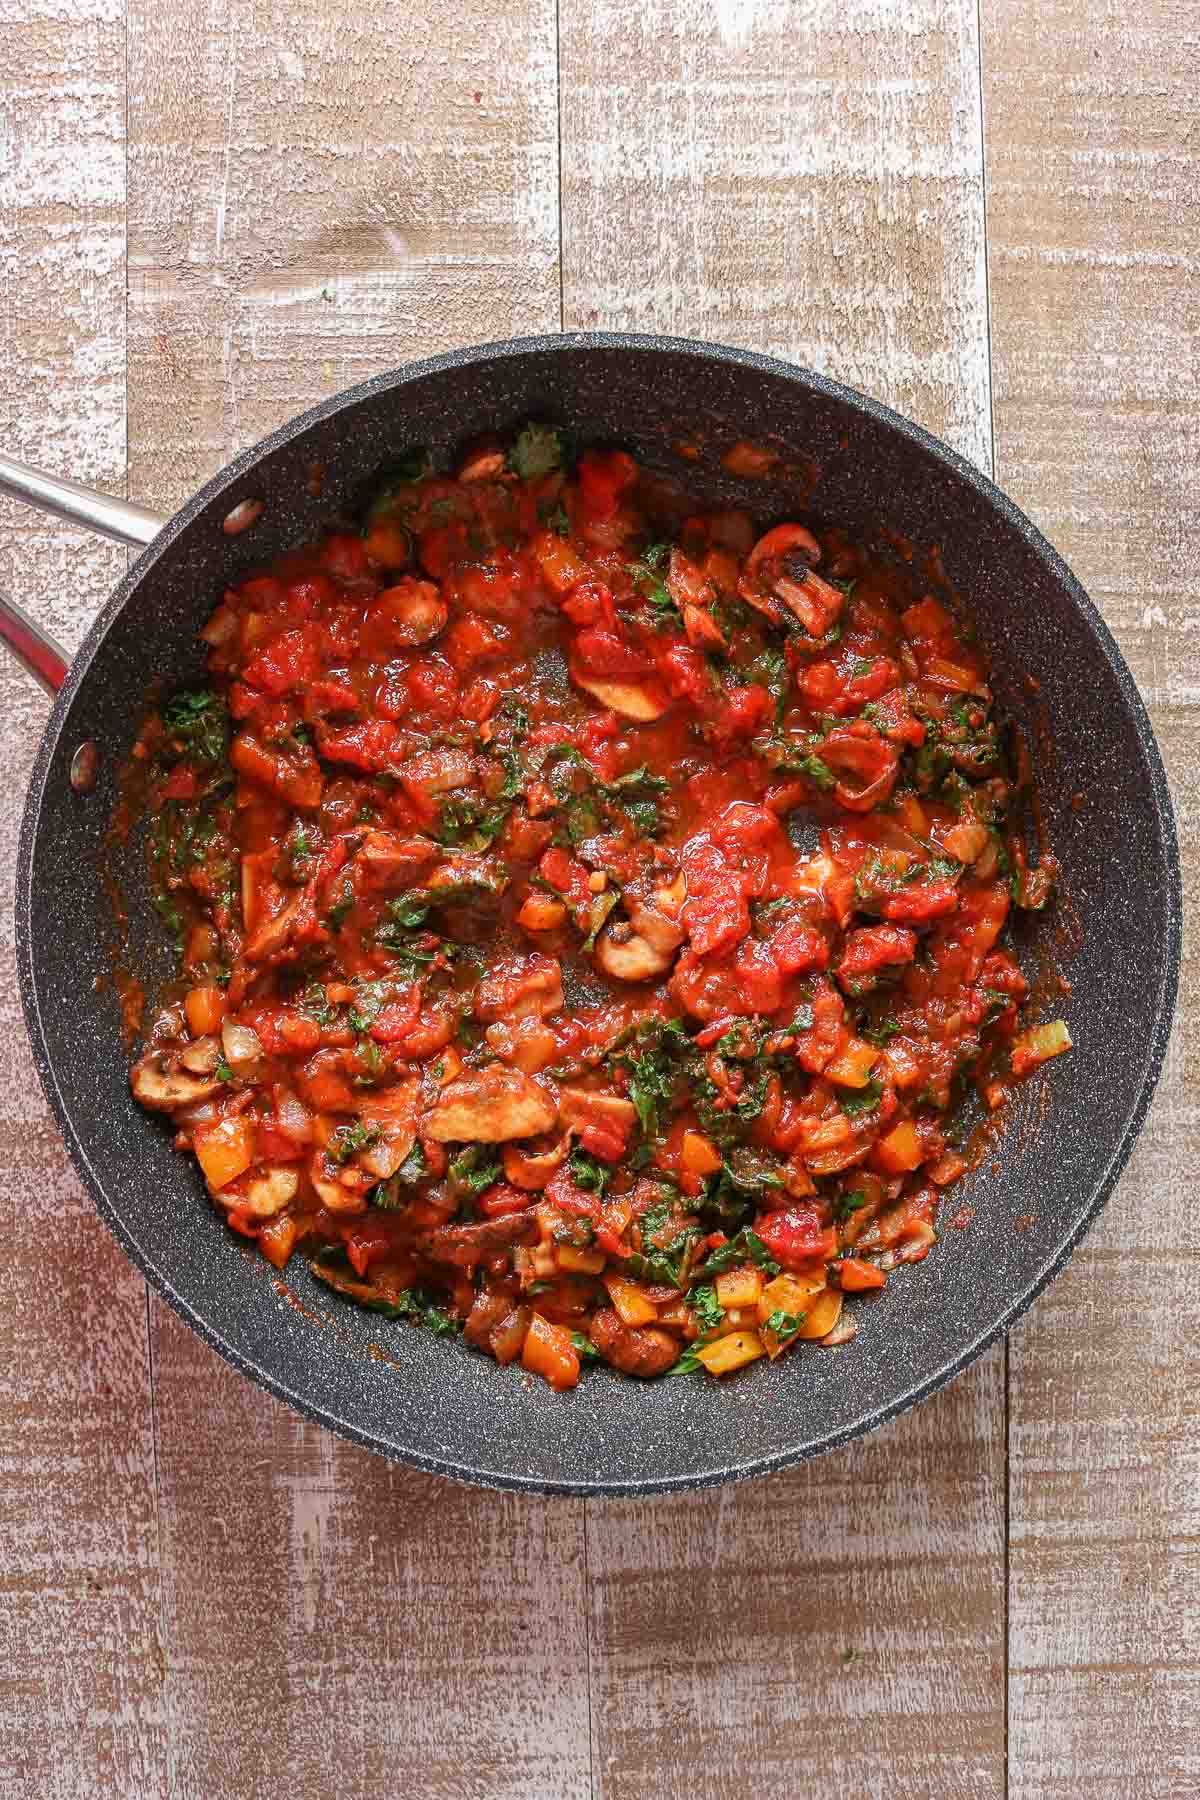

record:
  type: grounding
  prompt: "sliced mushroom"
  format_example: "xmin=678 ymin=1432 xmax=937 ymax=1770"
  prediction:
xmin=476 ymin=956 xmax=564 ymax=1022
xmin=423 ymin=1210 xmax=538 ymax=1268
xmin=628 ymin=894 xmax=686 ymax=956
xmin=456 ymin=440 xmax=507 ymax=483
xmin=589 ymin=1308 xmax=680 ymax=1378
xmin=571 ymin=670 xmax=671 ymax=722
xmin=771 ymin=566 xmax=845 ymax=639
xmin=213 ymin=1165 xmax=298 ymax=1219
xmin=356 ymin=830 xmax=439 ymax=890
xmin=244 ymin=891 xmax=303 ymax=963
xmin=179 ymin=1035 xmax=221 ymax=1075
xmin=378 ymin=578 xmax=447 ymax=645
xmin=503 ymin=1133 xmax=572 ymax=1191
xmin=424 ymin=1065 xmax=558 ymax=1143
xmin=426 ymin=853 xmax=509 ymax=900
xmin=355 ymin=1080 xmax=420 ymax=1174
xmin=682 ymin=603 xmax=726 ymax=651
xmin=557 ymin=1087 xmax=638 ymax=1135
xmin=741 ymin=524 xmax=835 ymax=633
xmin=483 ymin=1015 xmax=559 ymax=1075
xmin=399 ymin=746 xmax=475 ymax=800
xmin=593 ymin=918 xmax=677 ymax=982
xmin=131 ymin=1048 xmax=221 ymax=1112
xmin=308 ymin=1152 xmax=369 ymax=1216
xmin=746 ymin=523 xmax=822 ymax=577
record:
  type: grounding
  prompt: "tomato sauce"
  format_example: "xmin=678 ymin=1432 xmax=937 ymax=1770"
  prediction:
xmin=130 ymin=423 xmax=1070 ymax=1389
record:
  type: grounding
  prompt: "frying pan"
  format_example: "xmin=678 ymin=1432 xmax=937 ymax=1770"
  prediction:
xmin=2 ymin=333 xmax=1181 ymax=1495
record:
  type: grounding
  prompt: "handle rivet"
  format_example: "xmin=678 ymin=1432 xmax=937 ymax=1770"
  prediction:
xmin=70 ymin=740 xmax=99 ymax=793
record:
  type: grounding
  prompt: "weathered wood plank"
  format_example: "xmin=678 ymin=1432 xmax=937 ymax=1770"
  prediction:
xmin=560 ymin=3 xmax=1005 ymax=1796
xmin=126 ymin=4 xmax=586 ymax=1796
xmin=561 ymin=0 xmax=994 ymax=468
xmin=149 ymin=1310 xmax=591 ymax=1800
xmin=127 ymin=0 xmax=561 ymax=492
xmin=981 ymin=1 xmax=1200 ymax=1790
xmin=0 ymin=7 xmax=167 ymax=1800
xmin=586 ymin=1376 xmax=1006 ymax=1799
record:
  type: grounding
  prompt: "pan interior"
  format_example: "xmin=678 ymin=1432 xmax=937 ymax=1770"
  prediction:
xmin=18 ymin=338 xmax=1180 ymax=1493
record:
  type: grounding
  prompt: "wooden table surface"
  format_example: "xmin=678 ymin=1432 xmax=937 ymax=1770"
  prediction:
xmin=1 ymin=2 xmax=1196 ymax=1795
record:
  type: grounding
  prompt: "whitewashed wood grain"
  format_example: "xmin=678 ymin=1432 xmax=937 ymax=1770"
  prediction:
xmin=982 ymin=0 xmax=1200 ymax=1791
xmin=124 ymin=3 xmax=590 ymax=1796
xmin=560 ymin=3 xmax=1005 ymax=1795
xmin=0 ymin=7 xmax=170 ymax=1800
xmin=126 ymin=0 xmax=561 ymax=494
xmin=3 ymin=0 xmax=1198 ymax=1793
xmin=562 ymin=0 xmax=994 ymax=471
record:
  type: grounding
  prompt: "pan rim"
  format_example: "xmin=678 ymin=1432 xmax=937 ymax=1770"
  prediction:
xmin=15 ymin=329 xmax=1183 ymax=1495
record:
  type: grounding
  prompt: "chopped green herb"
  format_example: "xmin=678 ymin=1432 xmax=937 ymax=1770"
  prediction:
xmin=436 ymin=791 xmax=511 ymax=851
xmin=162 ymin=688 xmax=230 ymax=765
xmin=497 ymin=749 xmax=526 ymax=801
xmin=152 ymin=889 xmax=184 ymax=949
xmin=832 ymin=1189 xmax=868 ymax=1223
xmin=840 ymin=1080 xmax=883 ymax=1119
xmin=570 ymin=1330 xmax=602 ymax=1361
xmin=699 ymin=1154 xmax=784 ymax=1231
xmin=371 ymin=1142 xmax=429 ymax=1208
xmin=509 ymin=423 xmax=563 ymax=480
xmin=568 ymin=1147 xmax=611 ymax=1195
xmin=602 ymin=764 xmax=670 ymax=798
xmin=448 ymin=1145 xmax=503 ymax=1194
xmin=347 ymin=981 xmax=388 ymax=1035
xmin=582 ymin=886 xmax=621 ymax=950
xmin=692 ymin=1062 xmax=774 ymax=1147
xmin=626 ymin=543 xmax=678 ymax=623
xmin=387 ymin=897 xmax=431 ymax=930
xmin=744 ymin=647 xmax=790 ymax=721
xmin=797 ymin=752 xmax=836 ymax=792
xmin=691 ymin=1283 xmax=724 ymax=1334
xmin=626 ymin=1198 xmax=701 ymax=1289
xmin=607 ymin=1017 xmax=689 ymax=1139
xmin=329 ymin=1119 xmax=382 ymax=1165
xmin=693 ymin=1227 xmax=780 ymax=1281
xmin=325 ymin=878 xmax=355 ymax=932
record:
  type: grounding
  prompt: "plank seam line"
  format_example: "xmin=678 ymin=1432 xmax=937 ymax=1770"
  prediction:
xmin=971 ymin=3 xmax=1008 ymax=1790
xmin=124 ymin=4 xmax=172 ymax=1782
xmin=145 ymin=1287 xmax=173 ymax=1797
xmin=554 ymin=12 xmax=594 ymax=1794
xmin=554 ymin=0 xmax=566 ymax=333
xmin=583 ymin=1499 xmax=597 ymax=1800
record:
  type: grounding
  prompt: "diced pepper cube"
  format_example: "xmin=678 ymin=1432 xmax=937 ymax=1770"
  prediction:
xmin=695 ymin=1330 xmax=765 ymax=1376
xmin=603 ymin=1273 xmax=659 ymax=1327
xmin=825 ymin=1037 xmax=880 ymax=1089
xmin=714 ymin=1265 xmax=765 ymax=1310
xmin=521 ymin=1313 xmax=580 ymax=1390
xmin=872 ymin=1120 xmax=924 ymax=1174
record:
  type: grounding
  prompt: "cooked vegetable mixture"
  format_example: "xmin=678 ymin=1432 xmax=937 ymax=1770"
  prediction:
xmin=131 ymin=425 xmax=1070 ymax=1389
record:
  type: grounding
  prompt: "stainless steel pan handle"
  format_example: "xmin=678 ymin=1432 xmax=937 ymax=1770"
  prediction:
xmin=0 ymin=452 xmax=168 ymax=694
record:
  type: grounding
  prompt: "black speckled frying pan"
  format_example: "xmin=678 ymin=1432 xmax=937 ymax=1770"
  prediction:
xmin=2 ymin=334 xmax=1181 ymax=1495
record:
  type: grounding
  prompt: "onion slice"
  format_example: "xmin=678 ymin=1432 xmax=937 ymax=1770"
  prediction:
xmin=221 ymin=1017 xmax=263 ymax=1073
